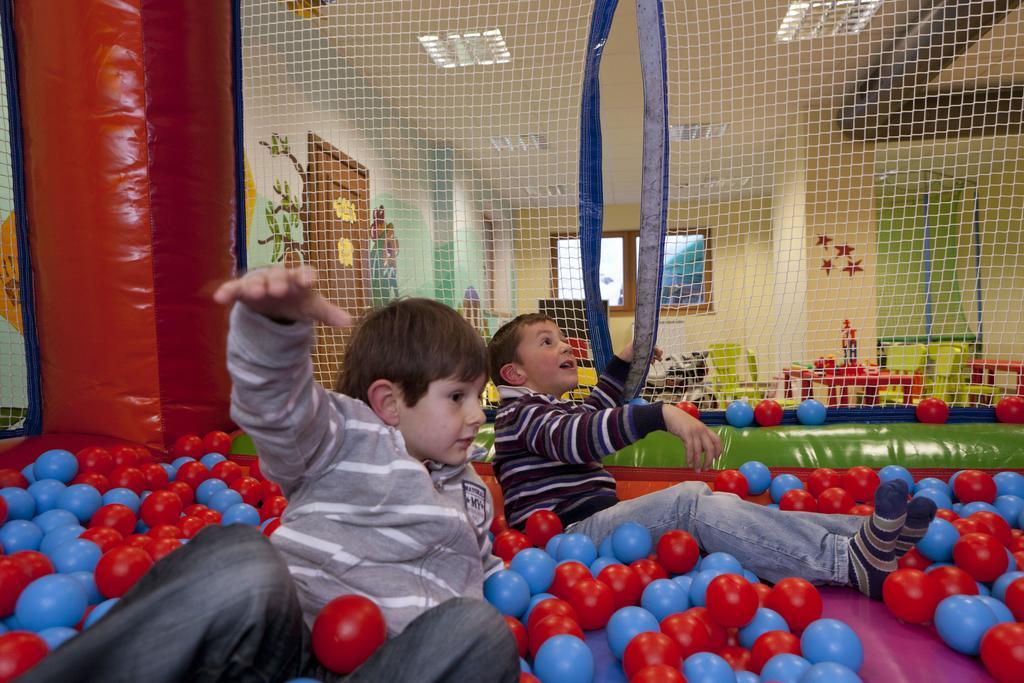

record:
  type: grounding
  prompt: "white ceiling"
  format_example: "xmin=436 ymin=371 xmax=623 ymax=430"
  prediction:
xmin=307 ymin=1 xmax=1024 ymax=208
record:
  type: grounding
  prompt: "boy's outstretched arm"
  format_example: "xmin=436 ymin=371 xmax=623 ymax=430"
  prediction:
xmin=662 ymin=404 xmax=722 ymax=472
xmin=216 ymin=266 xmax=353 ymax=489
xmin=579 ymin=339 xmax=663 ymax=410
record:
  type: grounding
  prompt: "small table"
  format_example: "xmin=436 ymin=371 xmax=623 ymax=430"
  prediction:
xmin=783 ymin=366 xmax=923 ymax=407
xmin=967 ymin=359 xmax=1024 ymax=397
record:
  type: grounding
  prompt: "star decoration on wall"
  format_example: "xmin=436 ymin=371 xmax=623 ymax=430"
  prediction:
xmin=821 ymin=259 xmax=834 ymax=275
xmin=815 ymin=234 xmax=833 ymax=247
xmin=834 ymin=244 xmax=856 ymax=257
xmin=843 ymin=258 xmax=864 ymax=276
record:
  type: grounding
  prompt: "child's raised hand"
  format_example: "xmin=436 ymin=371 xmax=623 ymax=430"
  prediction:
xmin=213 ymin=265 xmax=352 ymax=328
xmin=617 ymin=340 xmax=663 ymax=364
xmin=662 ymin=404 xmax=722 ymax=472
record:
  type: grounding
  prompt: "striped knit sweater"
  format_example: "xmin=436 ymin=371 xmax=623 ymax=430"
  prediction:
xmin=227 ymin=303 xmax=502 ymax=636
xmin=493 ymin=356 xmax=666 ymax=529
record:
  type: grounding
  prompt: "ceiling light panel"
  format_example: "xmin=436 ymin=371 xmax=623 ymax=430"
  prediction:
xmin=419 ymin=30 xmax=511 ymax=69
xmin=776 ymin=0 xmax=884 ymax=43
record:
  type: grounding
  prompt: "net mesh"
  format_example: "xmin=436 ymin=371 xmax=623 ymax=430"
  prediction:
xmin=240 ymin=0 xmax=1024 ymax=411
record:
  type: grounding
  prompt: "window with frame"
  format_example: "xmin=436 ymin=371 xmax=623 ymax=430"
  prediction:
xmin=552 ymin=230 xmax=712 ymax=314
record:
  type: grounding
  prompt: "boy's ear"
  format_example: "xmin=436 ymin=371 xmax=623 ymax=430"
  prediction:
xmin=366 ymin=379 xmax=401 ymax=426
xmin=498 ymin=362 xmax=527 ymax=386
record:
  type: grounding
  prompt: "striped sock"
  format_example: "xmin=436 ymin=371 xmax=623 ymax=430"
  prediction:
xmin=847 ymin=479 xmax=909 ymax=599
xmin=894 ymin=496 xmax=938 ymax=558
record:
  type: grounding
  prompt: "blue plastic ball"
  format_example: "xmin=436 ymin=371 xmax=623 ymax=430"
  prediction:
xmin=83 ymin=597 xmax=119 ymax=629
xmin=589 ymin=556 xmax=621 ymax=577
xmin=56 ymin=484 xmax=102 ymax=524
xmin=701 ymin=552 xmax=743 ymax=575
xmin=725 ymin=400 xmax=755 ymax=428
xmin=159 ymin=463 xmax=175 ymax=481
xmin=598 ymin=534 xmax=615 ymax=558
xmin=934 ymin=595 xmax=998 ymax=655
xmin=0 ymin=519 xmax=44 ymax=552
xmin=196 ymin=478 xmax=229 ymax=506
xmin=32 ymin=509 xmax=80 ymax=534
xmin=628 ymin=397 xmax=649 ymax=406
xmin=67 ymin=571 xmax=102 ymax=605
xmin=545 ymin=533 xmax=566 ymax=558
xmin=641 ymin=578 xmax=689 ymax=622
xmin=878 ymin=465 xmax=915 ymax=490
xmin=523 ymin=593 xmax=556 ymax=624
xmin=170 ymin=456 xmax=196 ymax=472
xmin=917 ymin=518 xmax=959 ymax=562
xmin=683 ymin=652 xmax=738 ymax=683
xmin=994 ymin=495 xmax=1024 ymax=528
xmin=976 ymin=580 xmax=991 ymax=596
xmin=33 ymin=450 xmax=78 ymax=484
xmin=739 ymin=461 xmax=772 ymax=495
xmin=738 ymin=607 xmax=789 ymax=649
xmin=221 ymin=502 xmax=260 ymax=526
xmin=534 ymin=634 xmax=593 ymax=683
xmin=949 ymin=471 xmax=966 ymax=496
xmin=993 ymin=571 xmax=1024 ymax=601
xmin=761 ymin=653 xmax=812 ymax=683
xmin=994 ymin=471 xmax=1024 ymax=499
xmin=1 ymin=487 xmax=36 ymax=520
xmin=800 ymin=618 xmax=863 ymax=672
xmin=611 ymin=522 xmax=653 ymax=564
xmin=483 ymin=569 xmax=531 ymax=618
xmin=798 ymin=661 xmax=863 ymax=683
xmin=671 ymin=575 xmax=694 ymax=597
xmin=21 ymin=464 xmax=35 ymax=484
xmin=37 ymin=626 xmax=78 ymax=651
xmin=102 ymin=488 xmax=140 ymax=513
xmin=519 ymin=658 xmax=531 ymax=673
xmin=606 ymin=606 xmax=660 ymax=659
xmin=200 ymin=453 xmax=227 ymax=469
xmin=38 ymin=524 xmax=85 ymax=557
xmin=27 ymin=480 xmax=67 ymax=515
xmin=51 ymin=539 xmax=103 ymax=574
xmin=688 ymin=569 xmax=728 ymax=608
xmin=979 ymin=595 xmax=1015 ymax=623
xmin=735 ymin=672 xmax=759 ymax=683
xmin=770 ymin=474 xmax=805 ymax=504
xmin=134 ymin=519 xmax=150 ymax=534
xmin=556 ymin=533 xmax=598 ymax=566
xmin=510 ymin=548 xmax=557 ymax=595
xmin=961 ymin=501 xmax=999 ymax=517
xmin=912 ymin=487 xmax=953 ymax=510
xmin=796 ymin=399 xmax=827 ymax=426
xmin=15 ymin=574 xmax=88 ymax=631
xmin=208 ymin=488 xmax=244 ymax=513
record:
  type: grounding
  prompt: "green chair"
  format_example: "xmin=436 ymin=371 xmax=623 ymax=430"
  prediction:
xmin=923 ymin=343 xmax=966 ymax=405
xmin=746 ymin=349 xmax=798 ymax=408
xmin=707 ymin=343 xmax=769 ymax=408
xmin=879 ymin=344 xmax=927 ymax=405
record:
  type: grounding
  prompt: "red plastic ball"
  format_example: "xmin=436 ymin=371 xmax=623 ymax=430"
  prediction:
xmin=524 ymin=510 xmax=563 ymax=548
xmin=202 ymin=430 xmax=233 ymax=456
xmin=0 ymin=558 xmax=31 ymax=617
xmin=260 ymin=479 xmax=283 ymax=502
xmin=134 ymin=447 xmax=155 ymax=465
xmin=1014 ymin=551 xmax=1024 ymax=571
xmin=750 ymin=630 xmax=801 ymax=674
xmin=630 ymin=559 xmax=669 ymax=589
xmin=148 ymin=524 xmax=184 ymax=540
xmin=210 ymin=460 xmax=243 ymax=485
xmin=631 ymin=664 xmax=687 ymax=683
xmin=969 ymin=511 xmax=1012 ymax=546
xmin=656 ymin=530 xmax=700 ymax=575
xmin=840 ymin=466 xmax=880 ymax=503
xmin=178 ymin=516 xmax=207 ymax=540
xmin=915 ymin=397 xmax=949 ymax=424
xmin=110 ymin=445 xmax=140 ymax=468
xmin=623 ymin=631 xmax=683 ymax=679
xmin=676 ymin=401 xmax=700 ymax=420
xmin=953 ymin=469 xmax=997 ymax=504
xmin=109 ymin=466 xmax=146 ymax=494
xmin=0 ymin=469 xmax=27 ymax=489
xmin=705 ymin=574 xmax=758 ymax=628
xmin=659 ymin=612 xmax=712 ymax=659
xmin=995 ymin=395 xmax=1024 ymax=424
xmin=140 ymin=463 xmax=169 ymax=491
xmin=685 ymin=607 xmax=727 ymax=649
xmin=851 ymin=504 xmax=876 ymax=517
xmin=71 ymin=471 xmax=110 ymax=494
xmin=504 ymin=616 xmax=528 ymax=658
xmin=520 ymin=674 xmax=541 ymax=683
xmin=952 ymin=518 xmax=985 ymax=537
xmin=980 ymin=622 xmax=1024 ymax=683
xmin=195 ymin=507 xmax=221 ymax=525
xmin=935 ymin=508 xmax=960 ymax=523
xmin=764 ymin=578 xmax=822 ymax=632
xmin=807 ymin=468 xmax=842 ymax=498
xmin=779 ymin=489 xmax=817 ymax=512
xmin=75 ymin=447 xmax=114 ymax=476
xmin=175 ymin=461 xmax=211 ymax=490
xmin=146 ymin=538 xmax=181 ymax=563
xmin=165 ymin=481 xmax=195 ymax=508
xmin=490 ymin=513 xmax=509 ymax=535
xmin=10 ymin=551 xmax=54 ymax=583
xmin=882 ymin=568 xmax=941 ymax=624
xmin=526 ymin=598 xmax=577 ymax=634
xmin=529 ymin=614 xmax=584 ymax=659
xmin=230 ymin=476 xmax=264 ymax=507
xmin=311 ymin=595 xmax=387 ymax=674
xmin=597 ymin=563 xmax=644 ymax=609
xmin=79 ymin=527 xmax=124 ymax=553
xmin=716 ymin=645 xmax=751 ymax=672
xmin=0 ymin=631 xmax=48 ymax=682
xmin=754 ymin=400 xmax=783 ymax=427
xmin=751 ymin=581 xmax=772 ymax=607
xmin=929 ymin=565 xmax=980 ymax=599
xmin=713 ymin=470 xmax=750 ymax=498
xmin=140 ymin=490 xmax=184 ymax=528
xmin=89 ymin=504 xmax=137 ymax=538
xmin=1005 ymin=578 xmax=1024 ymax=621
xmin=94 ymin=546 xmax=154 ymax=598
xmin=565 ymin=577 xmax=616 ymax=630
xmin=172 ymin=435 xmax=204 ymax=460
xmin=549 ymin=561 xmax=592 ymax=600
xmin=262 ymin=518 xmax=281 ymax=537
xmin=261 ymin=495 xmax=288 ymax=520
xmin=897 ymin=547 xmax=932 ymax=571
xmin=492 ymin=530 xmax=532 ymax=563
xmin=123 ymin=534 xmax=154 ymax=551
xmin=816 ymin=487 xmax=855 ymax=514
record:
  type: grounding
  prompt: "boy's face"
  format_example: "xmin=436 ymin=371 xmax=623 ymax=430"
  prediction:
xmin=397 ymin=374 xmax=488 ymax=467
xmin=510 ymin=321 xmax=579 ymax=396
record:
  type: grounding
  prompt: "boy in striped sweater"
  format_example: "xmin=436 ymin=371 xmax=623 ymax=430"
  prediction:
xmin=488 ymin=314 xmax=937 ymax=600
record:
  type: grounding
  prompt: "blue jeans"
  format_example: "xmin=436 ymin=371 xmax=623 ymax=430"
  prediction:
xmin=19 ymin=525 xmax=518 ymax=683
xmin=567 ymin=482 xmax=864 ymax=584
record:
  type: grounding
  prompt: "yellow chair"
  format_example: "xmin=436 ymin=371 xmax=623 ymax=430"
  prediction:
xmin=879 ymin=344 xmax=927 ymax=405
xmin=708 ymin=343 xmax=765 ymax=408
xmin=923 ymin=343 xmax=966 ymax=405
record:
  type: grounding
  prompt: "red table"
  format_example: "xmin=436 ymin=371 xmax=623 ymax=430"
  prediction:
xmin=783 ymin=365 xmax=924 ymax=407
xmin=968 ymin=359 xmax=1024 ymax=398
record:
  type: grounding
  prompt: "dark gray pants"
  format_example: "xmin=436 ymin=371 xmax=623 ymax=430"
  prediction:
xmin=19 ymin=525 xmax=518 ymax=683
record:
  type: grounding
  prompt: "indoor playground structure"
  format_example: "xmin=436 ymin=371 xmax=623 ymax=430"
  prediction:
xmin=2 ymin=0 xmax=1024 ymax=681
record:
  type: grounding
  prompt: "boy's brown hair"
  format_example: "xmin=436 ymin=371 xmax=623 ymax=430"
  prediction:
xmin=336 ymin=298 xmax=486 ymax=406
xmin=486 ymin=313 xmax=556 ymax=385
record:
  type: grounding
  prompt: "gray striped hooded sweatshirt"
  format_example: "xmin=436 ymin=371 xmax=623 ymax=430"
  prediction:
xmin=227 ymin=303 xmax=502 ymax=635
